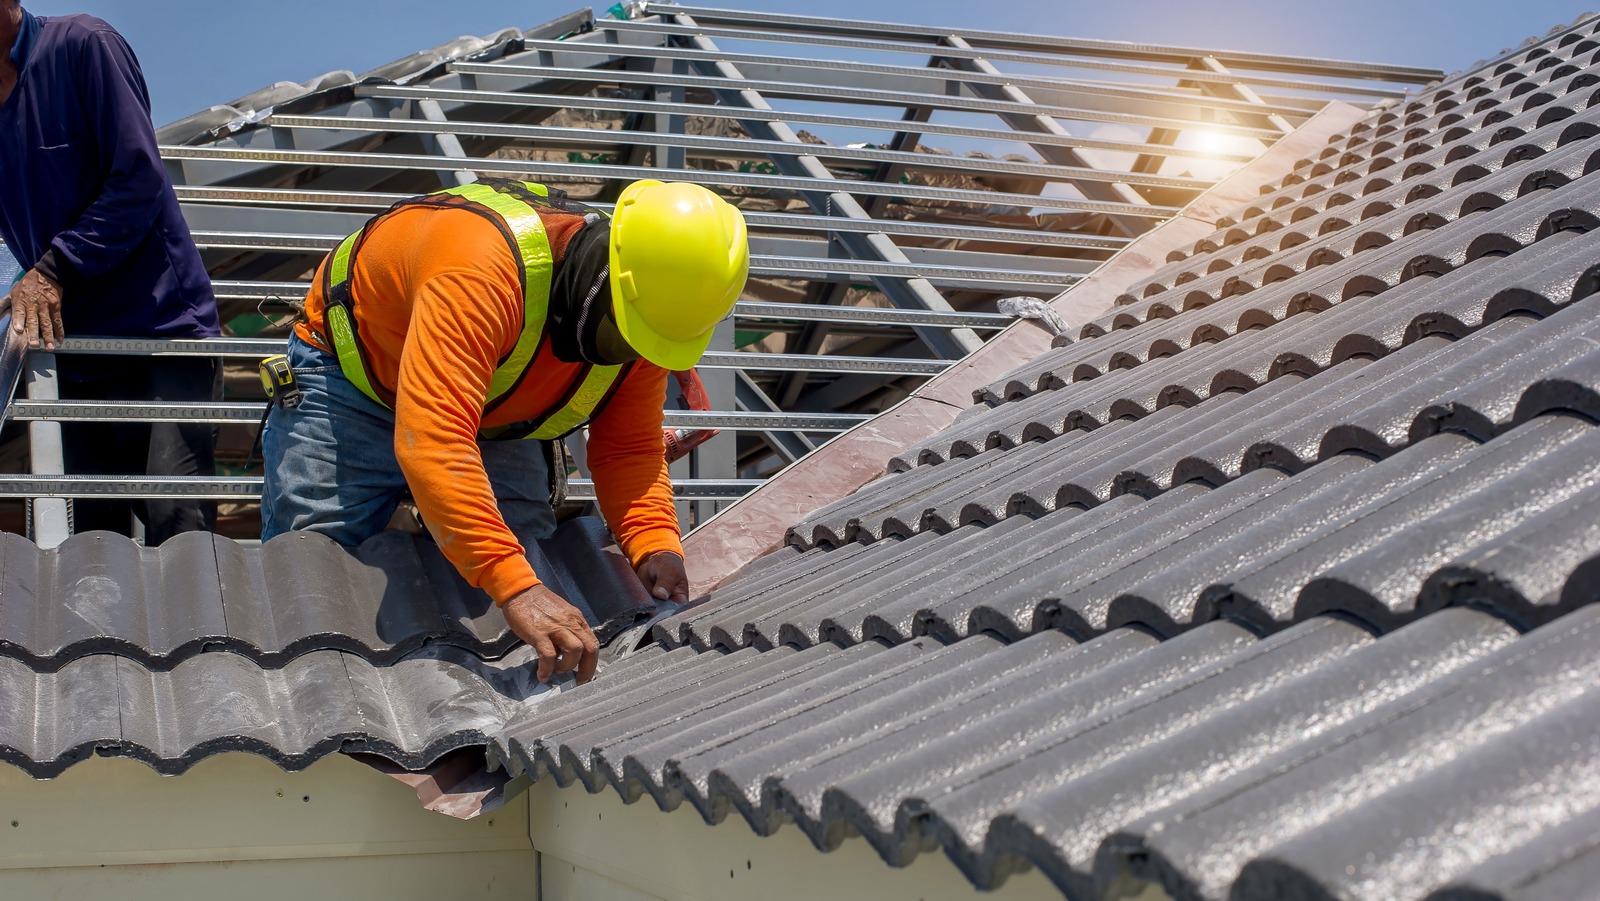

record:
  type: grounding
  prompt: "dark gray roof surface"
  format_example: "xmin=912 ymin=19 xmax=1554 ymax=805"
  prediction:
xmin=3 ymin=643 xmax=547 ymax=778
xmin=0 ymin=516 xmax=652 ymax=669
xmin=0 ymin=516 xmax=655 ymax=777
xmin=496 ymin=606 xmax=1600 ymax=899
xmin=495 ymin=13 xmax=1600 ymax=901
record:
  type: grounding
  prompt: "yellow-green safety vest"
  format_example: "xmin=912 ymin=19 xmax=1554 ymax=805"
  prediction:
xmin=321 ymin=179 xmax=628 ymax=441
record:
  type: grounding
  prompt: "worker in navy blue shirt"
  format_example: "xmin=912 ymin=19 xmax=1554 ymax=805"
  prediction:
xmin=0 ymin=0 xmax=221 ymax=544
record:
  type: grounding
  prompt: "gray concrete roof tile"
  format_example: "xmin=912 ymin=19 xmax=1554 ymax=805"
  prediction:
xmin=1110 ymin=162 xmax=1600 ymax=336
xmin=999 ymin=608 xmax=1515 ymax=898
xmin=0 ymin=516 xmax=654 ymax=670
xmin=833 ymin=516 xmax=1073 ymax=644
xmin=1432 ymin=804 xmax=1600 ymax=900
xmin=1217 ymin=414 xmax=1597 ymax=630
xmin=1419 ymin=478 xmax=1600 ymax=627
xmin=0 ymin=514 xmax=653 ymax=777
xmin=972 ymin=216 xmax=1600 ymax=448
xmin=1233 ymin=677 xmax=1600 ymax=900
xmin=923 ymin=616 xmax=1375 ymax=876
xmin=30 ymin=7 xmax=1600 ymax=896
xmin=875 ymin=263 xmax=1599 ymax=565
xmin=1103 ymin=605 xmax=1600 ymax=901
xmin=497 ymin=609 xmax=1548 ymax=896
xmin=973 ymin=460 xmax=1371 ymax=638
xmin=1198 ymin=84 xmax=1600 ymax=274
xmin=1085 ymin=438 xmax=1479 ymax=631
xmin=491 ymin=15 xmax=1600 ymax=898
xmin=1 ymin=645 xmax=549 ymax=778
xmin=705 ymin=531 xmax=946 ymax=649
xmin=958 ymin=472 xmax=1291 ymax=638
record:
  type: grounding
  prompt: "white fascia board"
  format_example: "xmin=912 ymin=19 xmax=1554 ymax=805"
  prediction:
xmin=0 ymin=754 xmax=531 ymax=869
xmin=0 ymin=849 xmax=538 ymax=901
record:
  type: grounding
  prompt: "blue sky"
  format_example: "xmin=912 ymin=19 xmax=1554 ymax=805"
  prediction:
xmin=21 ymin=0 xmax=1598 ymax=127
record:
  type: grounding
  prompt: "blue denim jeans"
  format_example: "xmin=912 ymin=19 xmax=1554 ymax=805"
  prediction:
xmin=260 ymin=335 xmax=556 ymax=548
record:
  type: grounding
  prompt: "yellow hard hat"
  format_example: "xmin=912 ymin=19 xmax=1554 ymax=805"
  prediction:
xmin=608 ymin=180 xmax=749 ymax=371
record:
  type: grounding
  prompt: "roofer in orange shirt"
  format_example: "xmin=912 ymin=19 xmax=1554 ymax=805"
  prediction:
xmin=259 ymin=177 xmax=748 ymax=685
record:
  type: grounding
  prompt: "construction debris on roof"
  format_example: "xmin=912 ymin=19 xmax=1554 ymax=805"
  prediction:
xmin=489 ymin=12 xmax=1600 ymax=901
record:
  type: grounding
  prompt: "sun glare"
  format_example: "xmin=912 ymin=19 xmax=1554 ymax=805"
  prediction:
xmin=1189 ymin=128 xmax=1231 ymax=156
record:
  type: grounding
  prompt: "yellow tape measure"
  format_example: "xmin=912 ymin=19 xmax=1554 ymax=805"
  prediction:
xmin=258 ymin=355 xmax=302 ymax=409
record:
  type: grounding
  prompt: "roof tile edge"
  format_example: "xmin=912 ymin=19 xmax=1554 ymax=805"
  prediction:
xmin=153 ymin=7 xmax=596 ymax=145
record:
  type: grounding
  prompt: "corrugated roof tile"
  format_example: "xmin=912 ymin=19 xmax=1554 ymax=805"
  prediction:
xmin=24 ymin=7 xmax=1589 ymax=897
xmin=1103 ymin=606 xmax=1600 ymax=901
xmin=1 ymin=644 xmax=548 ymax=777
xmin=495 ymin=22 xmax=1600 ymax=895
xmin=0 ymin=516 xmax=654 ymax=670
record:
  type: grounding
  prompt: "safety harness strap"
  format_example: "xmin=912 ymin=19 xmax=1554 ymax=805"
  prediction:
xmin=318 ymin=180 xmax=624 ymax=439
xmin=432 ymin=183 xmax=555 ymax=407
xmin=322 ymin=229 xmax=385 ymax=406
xmin=480 ymin=361 xmax=635 ymax=442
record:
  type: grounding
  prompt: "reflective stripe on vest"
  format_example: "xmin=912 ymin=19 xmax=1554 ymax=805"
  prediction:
xmin=536 ymin=363 xmax=624 ymax=437
xmin=321 ymin=179 xmax=623 ymax=440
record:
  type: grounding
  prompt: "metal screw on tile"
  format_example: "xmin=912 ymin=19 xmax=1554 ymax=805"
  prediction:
xmin=9 ymin=821 xmax=16 ymax=828
xmin=275 ymin=790 xmax=283 ymax=798
xmin=487 ymin=819 xmax=495 ymax=827
xmin=302 ymin=795 xmax=310 ymax=803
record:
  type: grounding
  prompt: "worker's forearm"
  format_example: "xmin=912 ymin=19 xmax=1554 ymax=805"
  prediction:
xmin=587 ymin=366 xmax=682 ymax=564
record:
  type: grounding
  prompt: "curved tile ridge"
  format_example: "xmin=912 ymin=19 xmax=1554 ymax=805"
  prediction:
xmin=826 ymin=293 xmax=1600 ymax=562
xmin=1219 ymin=49 xmax=1600 ymax=241
xmin=1096 ymin=138 xmax=1600 ymax=341
xmin=1100 ymin=605 xmax=1600 ymax=901
xmin=694 ymin=407 xmax=1600 ymax=651
xmin=0 ymin=515 xmax=654 ymax=670
xmin=978 ymin=214 xmax=1596 ymax=407
xmin=0 ymin=644 xmax=552 ymax=779
xmin=985 ymin=158 xmax=1600 ymax=404
xmin=1096 ymin=102 xmax=1600 ymax=339
xmin=1350 ymin=22 xmax=1600 ymax=149
xmin=491 ymin=605 xmax=1600 ymax=899
xmin=1117 ymin=56 xmax=1600 ymax=319
xmin=909 ymin=190 xmax=1600 ymax=475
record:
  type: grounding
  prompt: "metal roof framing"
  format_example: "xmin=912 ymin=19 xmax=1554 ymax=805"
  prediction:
xmin=638 ymin=5 xmax=1441 ymax=80
xmin=7 ymin=3 xmax=1442 ymax=542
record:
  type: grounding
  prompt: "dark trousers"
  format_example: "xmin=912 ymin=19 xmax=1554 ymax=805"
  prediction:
xmin=58 ymin=355 xmax=221 ymax=545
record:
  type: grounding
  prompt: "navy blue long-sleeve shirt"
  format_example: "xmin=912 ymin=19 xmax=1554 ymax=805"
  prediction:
xmin=0 ymin=9 xmax=218 ymax=338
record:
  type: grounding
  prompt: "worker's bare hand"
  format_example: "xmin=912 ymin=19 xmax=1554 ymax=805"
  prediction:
xmin=636 ymin=550 xmax=688 ymax=604
xmin=503 ymin=584 xmax=599 ymax=684
xmin=2 ymin=268 xmax=64 ymax=351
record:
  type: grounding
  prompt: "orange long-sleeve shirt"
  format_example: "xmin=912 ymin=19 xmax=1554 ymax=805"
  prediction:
xmin=295 ymin=203 xmax=681 ymax=605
